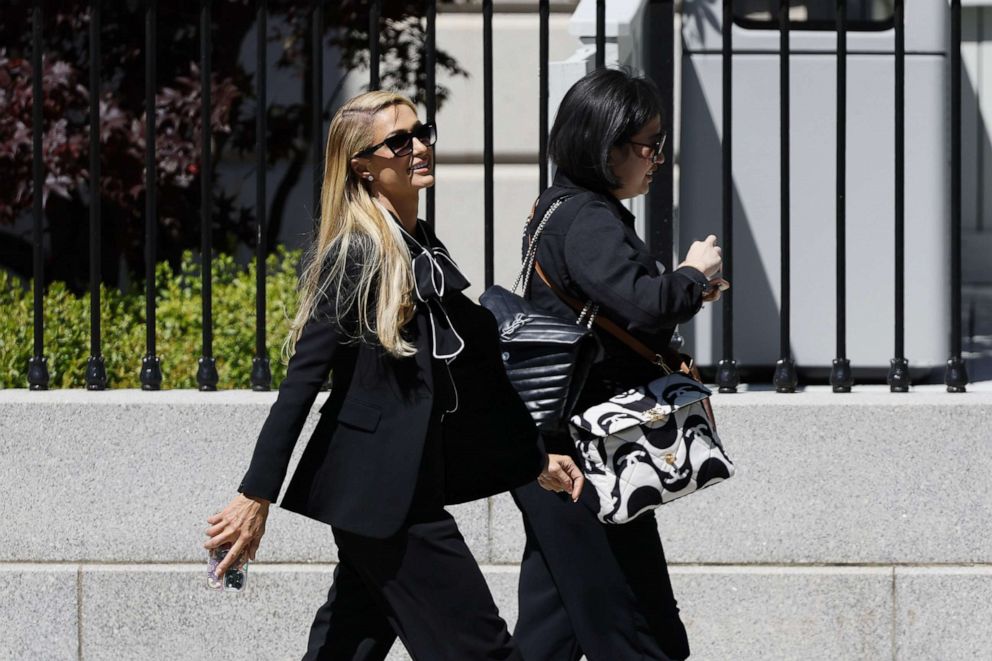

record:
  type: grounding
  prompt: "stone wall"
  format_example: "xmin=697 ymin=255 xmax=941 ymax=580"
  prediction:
xmin=2 ymin=386 xmax=990 ymax=660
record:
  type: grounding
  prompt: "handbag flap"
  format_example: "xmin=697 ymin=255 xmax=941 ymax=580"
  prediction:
xmin=480 ymin=285 xmax=590 ymax=346
xmin=570 ymin=373 xmax=712 ymax=437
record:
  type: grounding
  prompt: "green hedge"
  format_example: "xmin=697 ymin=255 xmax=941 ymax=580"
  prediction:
xmin=0 ymin=249 xmax=301 ymax=389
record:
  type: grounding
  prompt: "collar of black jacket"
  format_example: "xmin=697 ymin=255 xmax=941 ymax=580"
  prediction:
xmin=551 ymin=170 xmax=636 ymax=227
xmin=376 ymin=202 xmax=470 ymax=361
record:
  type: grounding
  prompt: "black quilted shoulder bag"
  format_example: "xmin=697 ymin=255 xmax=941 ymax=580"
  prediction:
xmin=479 ymin=197 xmax=599 ymax=432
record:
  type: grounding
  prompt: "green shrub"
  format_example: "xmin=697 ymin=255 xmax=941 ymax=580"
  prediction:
xmin=0 ymin=248 xmax=301 ymax=389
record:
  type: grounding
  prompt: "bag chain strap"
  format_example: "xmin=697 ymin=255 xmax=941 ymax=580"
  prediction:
xmin=512 ymin=196 xmax=597 ymax=327
xmin=513 ymin=197 xmax=566 ymax=295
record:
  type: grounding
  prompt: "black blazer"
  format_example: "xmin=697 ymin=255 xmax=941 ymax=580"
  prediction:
xmin=239 ymin=223 xmax=545 ymax=539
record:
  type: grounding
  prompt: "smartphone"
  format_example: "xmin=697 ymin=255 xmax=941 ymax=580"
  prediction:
xmin=207 ymin=544 xmax=248 ymax=592
xmin=703 ymin=278 xmax=730 ymax=294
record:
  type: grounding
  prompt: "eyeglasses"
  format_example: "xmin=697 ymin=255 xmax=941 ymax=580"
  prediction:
xmin=628 ymin=132 xmax=667 ymax=161
xmin=355 ymin=123 xmax=437 ymax=158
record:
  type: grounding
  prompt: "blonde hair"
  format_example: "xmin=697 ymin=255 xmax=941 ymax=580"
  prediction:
xmin=286 ymin=91 xmax=419 ymax=359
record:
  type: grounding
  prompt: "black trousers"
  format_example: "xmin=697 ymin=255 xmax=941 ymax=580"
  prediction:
xmin=302 ymin=413 xmax=520 ymax=661
xmin=511 ymin=481 xmax=690 ymax=661
xmin=302 ymin=514 xmax=520 ymax=661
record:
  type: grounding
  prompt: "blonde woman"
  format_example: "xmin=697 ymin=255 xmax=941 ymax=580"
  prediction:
xmin=202 ymin=91 xmax=582 ymax=659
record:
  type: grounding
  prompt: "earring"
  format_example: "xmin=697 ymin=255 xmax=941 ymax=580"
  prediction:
xmin=365 ymin=174 xmax=374 ymax=182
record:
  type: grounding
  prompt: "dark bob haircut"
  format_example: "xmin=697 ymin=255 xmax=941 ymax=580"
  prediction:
xmin=548 ymin=67 xmax=663 ymax=193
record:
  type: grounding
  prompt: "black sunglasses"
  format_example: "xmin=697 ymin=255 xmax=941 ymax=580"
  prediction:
xmin=628 ymin=132 xmax=667 ymax=161
xmin=355 ymin=123 xmax=437 ymax=158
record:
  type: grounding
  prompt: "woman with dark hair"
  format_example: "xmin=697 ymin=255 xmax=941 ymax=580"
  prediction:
xmin=510 ymin=68 xmax=726 ymax=660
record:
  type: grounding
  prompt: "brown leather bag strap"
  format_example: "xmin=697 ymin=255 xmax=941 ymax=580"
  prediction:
xmin=533 ymin=260 xmax=688 ymax=373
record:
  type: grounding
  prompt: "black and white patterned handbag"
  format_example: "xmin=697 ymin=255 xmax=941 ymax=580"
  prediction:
xmin=534 ymin=267 xmax=736 ymax=525
xmin=569 ymin=372 xmax=735 ymax=524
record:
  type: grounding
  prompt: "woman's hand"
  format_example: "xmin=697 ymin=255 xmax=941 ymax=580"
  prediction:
xmin=538 ymin=454 xmax=585 ymax=502
xmin=204 ymin=494 xmax=270 ymax=578
xmin=678 ymin=234 xmax=723 ymax=279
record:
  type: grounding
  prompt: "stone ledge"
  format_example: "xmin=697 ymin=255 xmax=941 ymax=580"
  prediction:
xmin=0 ymin=398 xmax=490 ymax=565
xmin=493 ymin=398 xmax=992 ymax=565
xmin=3 ymin=384 xmax=990 ymax=403
xmin=3 ymin=392 xmax=991 ymax=566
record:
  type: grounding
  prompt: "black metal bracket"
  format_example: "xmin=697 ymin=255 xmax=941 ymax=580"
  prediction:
xmin=887 ymin=357 xmax=911 ymax=392
xmin=86 ymin=356 xmax=107 ymax=391
xmin=251 ymin=356 xmax=272 ymax=392
xmin=197 ymin=356 xmax=219 ymax=391
xmin=944 ymin=356 xmax=968 ymax=393
xmin=27 ymin=355 xmax=49 ymax=391
xmin=716 ymin=359 xmax=739 ymax=393
xmin=830 ymin=358 xmax=853 ymax=393
xmin=140 ymin=355 xmax=162 ymax=391
xmin=773 ymin=358 xmax=797 ymax=393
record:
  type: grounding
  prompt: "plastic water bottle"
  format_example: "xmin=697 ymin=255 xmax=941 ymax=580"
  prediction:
xmin=206 ymin=543 xmax=248 ymax=592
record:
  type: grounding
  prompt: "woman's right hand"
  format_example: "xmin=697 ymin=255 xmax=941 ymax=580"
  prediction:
xmin=679 ymin=234 xmax=723 ymax=279
xmin=538 ymin=454 xmax=585 ymax=502
xmin=204 ymin=493 xmax=270 ymax=578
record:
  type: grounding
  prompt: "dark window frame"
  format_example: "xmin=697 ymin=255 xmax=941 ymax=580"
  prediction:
xmin=733 ymin=1 xmax=895 ymax=32
xmin=733 ymin=15 xmax=895 ymax=32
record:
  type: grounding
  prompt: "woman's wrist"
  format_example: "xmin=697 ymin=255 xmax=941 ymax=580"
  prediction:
xmin=242 ymin=493 xmax=271 ymax=510
xmin=675 ymin=261 xmax=709 ymax=282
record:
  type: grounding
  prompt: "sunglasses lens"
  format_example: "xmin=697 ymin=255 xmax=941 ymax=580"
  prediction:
xmin=386 ymin=133 xmax=414 ymax=156
xmin=382 ymin=124 xmax=437 ymax=157
xmin=418 ymin=124 xmax=437 ymax=146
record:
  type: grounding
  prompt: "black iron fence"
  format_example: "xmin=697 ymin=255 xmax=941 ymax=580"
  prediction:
xmin=17 ymin=0 xmax=970 ymax=393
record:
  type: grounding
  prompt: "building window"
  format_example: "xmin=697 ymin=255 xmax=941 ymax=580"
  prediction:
xmin=734 ymin=0 xmax=895 ymax=31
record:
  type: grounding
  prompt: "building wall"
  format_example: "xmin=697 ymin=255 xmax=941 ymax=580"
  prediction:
xmin=963 ymin=6 xmax=992 ymax=285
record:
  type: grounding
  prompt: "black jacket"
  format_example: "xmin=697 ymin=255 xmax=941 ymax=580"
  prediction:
xmin=239 ymin=221 xmax=545 ymax=539
xmin=524 ymin=172 xmax=708 ymax=451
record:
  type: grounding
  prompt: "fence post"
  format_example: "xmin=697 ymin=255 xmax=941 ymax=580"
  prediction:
xmin=773 ymin=0 xmax=797 ymax=393
xmin=483 ymin=0 xmax=494 ymax=289
xmin=252 ymin=0 xmax=272 ymax=391
xmin=716 ymin=0 xmax=739 ymax=393
xmin=946 ymin=0 xmax=969 ymax=392
xmin=28 ymin=0 xmax=49 ymax=391
xmin=595 ymin=0 xmax=605 ymax=69
xmin=644 ymin=0 xmax=676 ymax=273
xmin=197 ymin=0 xmax=219 ymax=391
xmin=888 ymin=0 xmax=910 ymax=392
xmin=539 ymin=0 xmax=549 ymax=193
xmin=311 ymin=0 xmax=324 ymax=226
xmin=369 ymin=0 xmax=381 ymax=90
xmin=140 ymin=0 xmax=162 ymax=391
xmin=86 ymin=0 xmax=107 ymax=390
xmin=831 ymin=0 xmax=853 ymax=392
xmin=425 ymin=0 xmax=436 ymax=225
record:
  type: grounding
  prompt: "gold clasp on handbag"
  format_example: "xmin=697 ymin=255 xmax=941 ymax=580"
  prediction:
xmin=645 ymin=407 xmax=667 ymax=422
